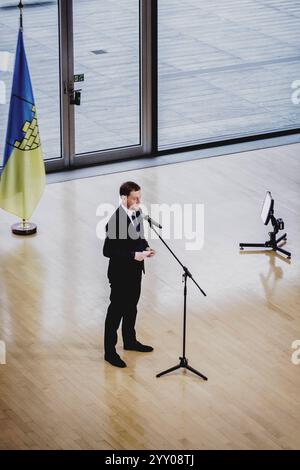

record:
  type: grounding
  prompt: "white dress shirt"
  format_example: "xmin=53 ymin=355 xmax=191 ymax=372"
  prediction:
xmin=120 ymin=203 xmax=136 ymax=227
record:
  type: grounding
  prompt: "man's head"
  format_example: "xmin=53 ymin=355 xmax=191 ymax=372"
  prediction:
xmin=120 ymin=181 xmax=141 ymax=211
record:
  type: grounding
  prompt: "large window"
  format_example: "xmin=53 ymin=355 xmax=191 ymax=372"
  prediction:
xmin=1 ymin=0 xmax=300 ymax=170
xmin=73 ymin=0 xmax=141 ymax=155
xmin=0 ymin=0 xmax=61 ymax=161
xmin=158 ymin=0 xmax=300 ymax=149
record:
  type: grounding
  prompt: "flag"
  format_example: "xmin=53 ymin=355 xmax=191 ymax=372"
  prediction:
xmin=0 ymin=28 xmax=45 ymax=220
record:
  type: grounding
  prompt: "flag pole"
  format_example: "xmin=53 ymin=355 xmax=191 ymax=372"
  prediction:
xmin=18 ymin=1 xmax=23 ymax=31
xmin=11 ymin=0 xmax=38 ymax=236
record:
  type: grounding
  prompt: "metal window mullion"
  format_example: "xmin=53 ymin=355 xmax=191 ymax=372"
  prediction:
xmin=151 ymin=0 xmax=158 ymax=154
xmin=44 ymin=0 xmax=69 ymax=172
xmin=59 ymin=0 xmax=74 ymax=169
xmin=140 ymin=0 xmax=155 ymax=155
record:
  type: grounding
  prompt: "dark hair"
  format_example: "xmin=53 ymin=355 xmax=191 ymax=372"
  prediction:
xmin=119 ymin=181 xmax=141 ymax=197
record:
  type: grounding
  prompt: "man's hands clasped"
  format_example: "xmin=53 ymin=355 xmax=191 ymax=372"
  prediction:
xmin=134 ymin=247 xmax=156 ymax=262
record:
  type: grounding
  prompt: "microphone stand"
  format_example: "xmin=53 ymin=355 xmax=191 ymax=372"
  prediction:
xmin=145 ymin=218 xmax=207 ymax=381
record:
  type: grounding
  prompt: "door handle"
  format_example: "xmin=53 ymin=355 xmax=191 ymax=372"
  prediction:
xmin=64 ymin=81 xmax=82 ymax=105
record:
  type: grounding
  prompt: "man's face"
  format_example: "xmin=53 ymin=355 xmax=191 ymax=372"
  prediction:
xmin=124 ymin=190 xmax=141 ymax=211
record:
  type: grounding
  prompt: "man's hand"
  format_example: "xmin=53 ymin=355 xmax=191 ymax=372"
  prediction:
xmin=134 ymin=249 xmax=156 ymax=261
xmin=145 ymin=247 xmax=156 ymax=257
xmin=134 ymin=252 xmax=147 ymax=261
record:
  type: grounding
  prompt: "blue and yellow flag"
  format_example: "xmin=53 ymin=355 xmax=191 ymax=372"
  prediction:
xmin=0 ymin=28 xmax=45 ymax=220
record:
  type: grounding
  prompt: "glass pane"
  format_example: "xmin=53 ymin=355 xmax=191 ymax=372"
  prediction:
xmin=158 ymin=0 xmax=300 ymax=149
xmin=0 ymin=0 xmax=61 ymax=160
xmin=73 ymin=0 xmax=141 ymax=155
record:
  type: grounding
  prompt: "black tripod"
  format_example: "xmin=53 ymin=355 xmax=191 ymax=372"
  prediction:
xmin=145 ymin=218 xmax=207 ymax=381
xmin=240 ymin=214 xmax=291 ymax=259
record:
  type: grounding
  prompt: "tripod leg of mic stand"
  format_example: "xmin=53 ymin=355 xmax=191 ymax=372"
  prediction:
xmin=156 ymin=363 xmax=181 ymax=378
xmin=186 ymin=364 xmax=208 ymax=381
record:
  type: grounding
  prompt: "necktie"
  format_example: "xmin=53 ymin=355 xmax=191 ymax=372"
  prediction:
xmin=131 ymin=213 xmax=140 ymax=232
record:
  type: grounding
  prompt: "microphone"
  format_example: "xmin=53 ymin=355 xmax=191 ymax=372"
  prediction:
xmin=141 ymin=213 xmax=162 ymax=229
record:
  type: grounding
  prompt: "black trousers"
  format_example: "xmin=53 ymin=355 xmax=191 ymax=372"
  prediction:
xmin=104 ymin=269 xmax=142 ymax=354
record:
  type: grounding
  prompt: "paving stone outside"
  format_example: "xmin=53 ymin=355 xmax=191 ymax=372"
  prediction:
xmin=0 ymin=0 xmax=299 ymax=160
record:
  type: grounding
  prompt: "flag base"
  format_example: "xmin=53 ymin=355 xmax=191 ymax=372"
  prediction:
xmin=11 ymin=221 xmax=37 ymax=236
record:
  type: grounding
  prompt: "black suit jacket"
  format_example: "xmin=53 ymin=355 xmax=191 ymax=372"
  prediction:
xmin=103 ymin=206 xmax=149 ymax=280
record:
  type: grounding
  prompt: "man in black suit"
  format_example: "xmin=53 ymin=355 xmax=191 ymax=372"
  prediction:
xmin=103 ymin=181 xmax=156 ymax=368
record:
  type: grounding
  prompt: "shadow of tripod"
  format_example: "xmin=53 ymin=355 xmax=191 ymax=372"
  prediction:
xmin=240 ymin=249 xmax=290 ymax=308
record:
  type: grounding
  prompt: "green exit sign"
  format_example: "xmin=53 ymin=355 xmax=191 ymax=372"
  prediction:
xmin=74 ymin=74 xmax=84 ymax=83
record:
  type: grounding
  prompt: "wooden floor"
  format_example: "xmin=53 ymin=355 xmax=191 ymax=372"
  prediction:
xmin=0 ymin=143 xmax=300 ymax=450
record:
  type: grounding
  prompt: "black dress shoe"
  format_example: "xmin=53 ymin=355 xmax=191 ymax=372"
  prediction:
xmin=124 ymin=341 xmax=154 ymax=352
xmin=105 ymin=352 xmax=127 ymax=368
